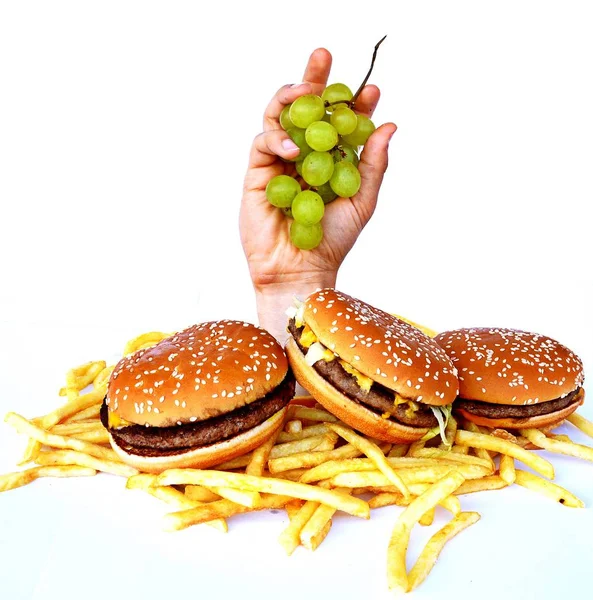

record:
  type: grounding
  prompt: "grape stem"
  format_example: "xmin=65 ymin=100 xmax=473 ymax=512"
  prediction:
xmin=351 ymin=35 xmax=387 ymax=108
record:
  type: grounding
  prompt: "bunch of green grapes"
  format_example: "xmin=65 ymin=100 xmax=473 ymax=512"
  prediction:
xmin=265 ymin=82 xmax=376 ymax=250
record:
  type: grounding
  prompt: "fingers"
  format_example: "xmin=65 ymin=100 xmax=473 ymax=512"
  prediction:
xmin=262 ymin=47 xmax=333 ymax=131
xmin=263 ymin=82 xmax=312 ymax=131
xmin=354 ymin=122 xmax=398 ymax=220
xmin=249 ymin=129 xmax=300 ymax=169
xmin=302 ymin=48 xmax=333 ymax=95
xmin=353 ymin=84 xmax=381 ymax=117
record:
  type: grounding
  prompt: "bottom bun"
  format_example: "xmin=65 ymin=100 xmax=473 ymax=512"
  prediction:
xmin=455 ymin=389 xmax=584 ymax=430
xmin=109 ymin=408 xmax=286 ymax=474
xmin=285 ymin=338 xmax=429 ymax=444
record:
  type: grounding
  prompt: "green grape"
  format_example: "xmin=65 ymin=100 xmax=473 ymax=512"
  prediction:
xmin=295 ymin=161 xmax=304 ymax=176
xmin=330 ymin=106 xmax=357 ymax=135
xmin=314 ymin=181 xmax=338 ymax=204
xmin=282 ymin=206 xmax=293 ymax=219
xmin=331 ymin=144 xmax=359 ymax=167
xmin=321 ymin=83 xmax=353 ymax=112
xmin=302 ymin=151 xmax=334 ymax=186
xmin=322 ymin=112 xmax=332 ymax=123
xmin=305 ymin=121 xmax=338 ymax=152
xmin=292 ymin=190 xmax=324 ymax=225
xmin=342 ymin=115 xmax=376 ymax=147
xmin=280 ymin=104 xmax=294 ymax=130
xmin=265 ymin=175 xmax=302 ymax=208
xmin=290 ymin=221 xmax=324 ymax=250
xmin=329 ymin=161 xmax=361 ymax=198
xmin=285 ymin=128 xmax=313 ymax=162
xmin=289 ymin=94 xmax=325 ymax=129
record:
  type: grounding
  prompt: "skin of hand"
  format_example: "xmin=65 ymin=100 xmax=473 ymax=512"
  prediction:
xmin=240 ymin=47 xmax=397 ymax=343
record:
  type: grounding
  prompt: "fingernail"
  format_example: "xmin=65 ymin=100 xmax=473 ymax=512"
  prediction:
xmin=282 ymin=139 xmax=299 ymax=151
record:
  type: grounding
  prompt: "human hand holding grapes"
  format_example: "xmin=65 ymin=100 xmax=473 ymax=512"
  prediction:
xmin=240 ymin=47 xmax=397 ymax=342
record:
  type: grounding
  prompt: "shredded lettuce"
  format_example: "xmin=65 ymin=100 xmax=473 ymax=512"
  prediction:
xmin=428 ymin=404 xmax=453 ymax=448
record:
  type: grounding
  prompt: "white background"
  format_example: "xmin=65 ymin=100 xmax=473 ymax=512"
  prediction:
xmin=1 ymin=1 xmax=592 ymax=599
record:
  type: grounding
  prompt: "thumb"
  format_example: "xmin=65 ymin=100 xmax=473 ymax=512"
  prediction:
xmin=354 ymin=122 xmax=397 ymax=221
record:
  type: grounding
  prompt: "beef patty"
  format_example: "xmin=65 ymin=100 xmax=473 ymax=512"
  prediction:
xmin=101 ymin=370 xmax=295 ymax=457
xmin=288 ymin=319 xmax=438 ymax=428
xmin=456 ymin=387 xmax=583 ymax=419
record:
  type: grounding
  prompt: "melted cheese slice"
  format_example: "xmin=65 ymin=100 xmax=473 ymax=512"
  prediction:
xmin=300 ymin=324 xmax=318 ymax=348
xmin=339 ymin=360 xmax=373 ymax=393
xmin=305 ymin=342 xmax=336 ymax=366
xmin=108 ymin=412 xmax=134 ymax=429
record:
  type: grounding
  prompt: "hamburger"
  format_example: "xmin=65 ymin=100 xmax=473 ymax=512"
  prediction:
xmin=285 ymin=289 xmax=459 ymax=444
xmin=434 ymin=327 xmax=585 ymax=429
xmin=101 ymin=320 xmax=295 ymax=473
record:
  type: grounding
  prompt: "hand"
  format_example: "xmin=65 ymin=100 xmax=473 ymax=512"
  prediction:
xmin=240 ymin=48 xmax=397 ymax=341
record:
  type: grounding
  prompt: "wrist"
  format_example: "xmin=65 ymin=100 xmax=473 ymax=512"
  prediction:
xmin=254 ymin=272 xmax=337 ymax=344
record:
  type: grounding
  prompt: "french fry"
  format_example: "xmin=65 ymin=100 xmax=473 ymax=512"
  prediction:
xmin=455 ymin=430 xmax=555 ymax=479
xmin=123 ymin=331 xmax=171 ymax=356
xmin=408 ymin=484 xmax=462 ymax=515
xmin=208 ymin=486 xmax=261 ymax=508
xmin=288 ymin=406 xmax=338 ymax=423
xmin=298 ymin=456 xmax=469 ymax=485
xmin=164 ymin=495 xmax=293 ymax=531
xmin=411 ymin=448 xmax=494 ymax=471
xmin=157 ymin=469 xmax=370 ymax=519
xmin=299 ymin=488 xmax=351 ymax=550
xmin=285 ymin=420 xmax=302 ymax=434
xmin=279 ymin=500 xmax=319 ymax=555
xmin=277 ymin=423 xmax=330 ymax=443
xmin=387 ymin=444 xmax=409 ymax=458
xmin=214 ymin=454 xmax=253 ymax=471
xmin=407 ymin=440 xmax=425 ymax=456
xmin=246 ymin=423 xmax=283 ymax=477
xmin=514 ymin=470 xmax=584 ymax=508
xmin=369 ymin=492 xmax=409 ymax=509
xmin=454 ymin=476 xmax=508 ymax=495
xmin=520 ymin=428 xmax=593 ymax=463
xmin=460 ymin=421 xmax=496 ymax=469
xmin=68 ymin=430 xmax=111 ymax=444
xmin=408 ymin=512 xmax=481 ymax=591
xmin=285 ymin=499 xmax=304 ymax=519
xmin=184 ymin=485 xmax=221 ymax=503
xmin=66 ymin=404 xmax=102 ymax=423
xmin=268 ymin=443 xmax=362 ymax=474
xmin=330 ymin=464 xmax=489 ymax=489
xmin=66 ymin=360 xmax=107 ymax=391
xmin=499 ymin=454 xmax=516 ymax=485
xmin=568 ymin=413 xmax=593 ymax=439
xmin=35 ymin=450 xmax=137 ymax=477
xmin=450 ymin=445 xmax=469 ymax=455
xmin=0 ymin=466 xmax=97 ymax=492
xmin=93 ymin=365 xmax=114 ymax=390
xmin=51 ymin=422 xmax=105 ymax=435
xmin=419 ymin=507 xmax=435 ymax=526
xmin=126 ymin=475 xmax=227 ymax=532
xmin=269 ymin=434 xmax=339 ymax=459
xmin=548 ymin=434 xmax=574 ymax=443
xmin=387 ymin=471 xmax=466 ymax=592
xmin=6 ymin=412 xmax=120 ymax=462
xmin=18 ymin=388 xmax=106 ymax=465
xmin=327 ymin=423 xmax=410 ymax=500
xmin=307 ymin=519 xmax=332 ymax=551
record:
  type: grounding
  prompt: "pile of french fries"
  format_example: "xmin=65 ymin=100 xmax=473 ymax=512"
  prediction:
xmin=2 ymin=331 xmax=593 ymax=593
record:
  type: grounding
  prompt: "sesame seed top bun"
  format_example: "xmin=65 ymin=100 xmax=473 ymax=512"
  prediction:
xmin=434 ymin=327 xmax=585 ymax=406
xmin=106 ymin=320 xmax=288 ymax=427
xmin=302 ymin=289 xmax=459 ymax=406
